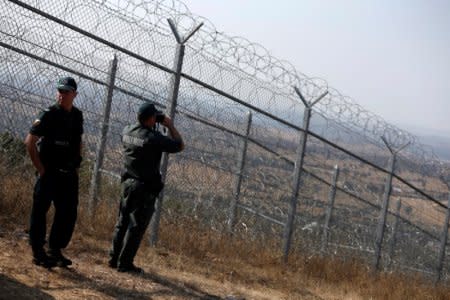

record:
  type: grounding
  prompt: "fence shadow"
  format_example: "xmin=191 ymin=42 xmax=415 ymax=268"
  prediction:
xmin=1 ymin=0 xmax=448 ymax=283
xmin=0 ymin=273 xmax=55 ymax=300
xmin=56 ymin=267 xmax=223 ymax=299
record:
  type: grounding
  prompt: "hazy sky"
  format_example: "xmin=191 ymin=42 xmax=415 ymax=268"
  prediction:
xmin=182 ymin=0 xmax=450 ymax=136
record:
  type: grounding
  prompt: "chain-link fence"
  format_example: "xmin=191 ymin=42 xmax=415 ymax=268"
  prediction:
xmin=0 ymin=0 xmax=449 ymax=283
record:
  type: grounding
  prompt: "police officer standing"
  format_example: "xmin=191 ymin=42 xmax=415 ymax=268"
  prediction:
xmin=25 ymin=76 xmax=83 ymax=268
xmin=109 ymin=102 xmax=184 ymax=273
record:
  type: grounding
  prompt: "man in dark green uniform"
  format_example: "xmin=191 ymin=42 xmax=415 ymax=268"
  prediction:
xmin=25 ymin=76 xmax=83 ymax=268
xmin=109 ymin=102 xmax=184 ymax=273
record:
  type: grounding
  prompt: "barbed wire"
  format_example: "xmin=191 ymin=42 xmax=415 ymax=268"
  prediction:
xmin=0 ymin=0 xmax=449 ymax=280
xmin=3 ymin=0 xmax=448 ymax=180
xmin=97 ymin=1 xmax=448 ymax=175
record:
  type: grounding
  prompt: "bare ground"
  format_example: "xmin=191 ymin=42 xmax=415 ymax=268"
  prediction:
xmin=0 ymin=226 xmax=322 ymax=300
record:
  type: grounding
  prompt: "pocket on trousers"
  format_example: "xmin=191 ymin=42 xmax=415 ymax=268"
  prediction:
xmin=122 ymin=179 xmax=144 ymax=212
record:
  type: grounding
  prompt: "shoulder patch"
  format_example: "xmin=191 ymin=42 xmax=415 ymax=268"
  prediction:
xmin=32 ymin=119 xmax=41 ymax=127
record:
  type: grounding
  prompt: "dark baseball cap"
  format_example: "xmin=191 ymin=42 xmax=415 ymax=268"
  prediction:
xmin=56 ymin=76 xmax=77 ymax=91
xmin=138 ymin=102 xmax=162 ymax=119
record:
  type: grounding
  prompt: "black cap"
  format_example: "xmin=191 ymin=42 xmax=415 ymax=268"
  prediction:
xmin=56 ymin=76 xmax=77 ymax=91
xmin=138 ymin=103 xmax=162 ymax=120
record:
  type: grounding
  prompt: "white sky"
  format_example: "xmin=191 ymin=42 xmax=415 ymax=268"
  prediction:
xmin=182 ymin=0 xmax=450 ymax=136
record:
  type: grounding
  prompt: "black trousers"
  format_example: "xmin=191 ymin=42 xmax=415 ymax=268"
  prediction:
xmin=110 ymin=178 xmax=157 ymax=267
xmin=29 ymin=170 xmax=79 ymax=254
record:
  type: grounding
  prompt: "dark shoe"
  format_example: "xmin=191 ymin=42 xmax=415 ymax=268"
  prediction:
xmin=48 ymin=249 xmax=72 ymax=267
xmin=32 ymin=253 xmax=57 ymax=268
xmin=108 ymin=258 xmax=117 ymax=269
xmin=117 ymin=264 xmax=143 ymax=273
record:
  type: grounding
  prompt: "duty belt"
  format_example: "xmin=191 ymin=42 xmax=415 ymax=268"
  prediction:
xmin=52 ymin=168 xmax=76 ymax=174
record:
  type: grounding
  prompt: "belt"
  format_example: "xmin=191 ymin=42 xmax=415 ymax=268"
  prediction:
xmin=122 ymin=174 xmax=142 ymax=183
xmin=52 ymin=168 xmax=76 ymax=174
xmin=122 ymin=173 xmax=159 ymax=184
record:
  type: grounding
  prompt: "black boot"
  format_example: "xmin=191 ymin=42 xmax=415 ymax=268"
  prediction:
xmin=108 ymin=257 xmax=118 ymax=268
xmin=32 ymin=248 xmax=57 ymax=268
xmin=48 ymin=249 xmax=72 ymax=267
xmin=117 ymin=263 xmax=143 ymax=273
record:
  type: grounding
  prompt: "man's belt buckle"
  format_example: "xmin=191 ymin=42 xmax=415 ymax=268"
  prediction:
xmin=57 ymin=168 xmax=70 ymax=174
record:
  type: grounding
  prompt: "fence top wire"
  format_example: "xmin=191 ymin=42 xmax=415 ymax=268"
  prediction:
xmin=3 ymin=0 xmax=450 ymax=198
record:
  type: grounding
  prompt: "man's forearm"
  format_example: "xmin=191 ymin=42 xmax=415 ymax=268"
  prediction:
xmin=167 ymin=125 xmax=184 ymax=151
xmin=25 ymin=134 xmax=45 ymax=175
xmin=77 ymin=141 xmax=83 ymax=167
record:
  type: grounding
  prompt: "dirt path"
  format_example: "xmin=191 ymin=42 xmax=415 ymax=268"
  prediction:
xmin=0 ymin=228 xmax=322 ymax=300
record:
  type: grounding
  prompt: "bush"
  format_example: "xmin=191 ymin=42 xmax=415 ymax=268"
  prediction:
xmin=0 ymin=131 xmax=27 ymax=166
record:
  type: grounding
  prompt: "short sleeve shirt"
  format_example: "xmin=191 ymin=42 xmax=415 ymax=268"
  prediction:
xmin=29 ymin=104 xmax=83 ymax=170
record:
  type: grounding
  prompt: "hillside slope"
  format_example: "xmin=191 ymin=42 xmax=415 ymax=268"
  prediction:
xmin=0 ymin=158 xmax=448 ymax=300
xmin=0 ymin=226 xmax=321 ymax=300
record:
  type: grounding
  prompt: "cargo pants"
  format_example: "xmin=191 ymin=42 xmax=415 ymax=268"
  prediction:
xmin=109 ymin=178 xmax=157 ymax=268
xmin=29 ymin=170 xmax=79 ymax=255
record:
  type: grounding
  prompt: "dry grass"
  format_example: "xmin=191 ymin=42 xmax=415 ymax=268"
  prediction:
xmin=1 ymin=155 xmax=449 ymax=299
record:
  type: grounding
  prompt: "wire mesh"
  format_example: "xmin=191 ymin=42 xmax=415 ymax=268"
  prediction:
xmin=0 ymin=0 xmax=449 ymax=283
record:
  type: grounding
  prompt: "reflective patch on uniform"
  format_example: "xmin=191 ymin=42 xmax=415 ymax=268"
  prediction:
xmin=32 ymin=119 xmax=41 ymax=127
xmin=123 ymin=135 xmax=144 ymax=147
xmin=54 ymin=140 xmax=69 ymax=146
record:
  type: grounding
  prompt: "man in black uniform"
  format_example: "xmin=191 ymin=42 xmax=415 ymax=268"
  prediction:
xmin=109 ymin=102 xmax=184 ymax=273
xmin=25 ymin=76 xmax=83 ymax=268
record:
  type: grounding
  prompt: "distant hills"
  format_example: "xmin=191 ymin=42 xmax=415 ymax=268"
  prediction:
xmin=416 ymin=134 xmax=450 ymax=161
xmin=403 ymin=125 xmax=450 ymax=161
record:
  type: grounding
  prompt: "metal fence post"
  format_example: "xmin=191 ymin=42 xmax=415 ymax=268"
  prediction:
xmin=282 ymin=87 xmax=328 ymax=262
xmin=435 ymin=189 xmax=450 ymax=283
xmin=149 ymin=19 xmax=203 ymax=246
xmin=373 ymin=137 xmax=409 ymax=270
xmin=387 ymin=199 xmax=402 ymax=269
xmin=321 ymin=165 xmax=339 ymax=254
xmin=228 ymin=111 xmax=252 ymax=232
xmin=88 ymin=54 xmax=118 ymax=216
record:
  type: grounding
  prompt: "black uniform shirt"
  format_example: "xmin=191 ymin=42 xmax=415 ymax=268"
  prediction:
xmin=29 ymin=104 xmax=83 ymax=170
xmin=122 ymin=123 xmax=182 ymax=183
